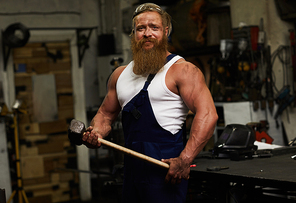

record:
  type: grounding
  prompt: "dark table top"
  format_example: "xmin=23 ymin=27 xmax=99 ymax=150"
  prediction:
xmin=190 ymin=147 xmax=296 ymax=189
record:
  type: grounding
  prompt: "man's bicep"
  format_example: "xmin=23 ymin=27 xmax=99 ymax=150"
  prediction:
xmin=100 ymin=67 xmax=123 ymax=121
xmin=179 ymin=66 xmax=211 ymax=113
xmin=104 ymin=90 xmax=121 ymax=112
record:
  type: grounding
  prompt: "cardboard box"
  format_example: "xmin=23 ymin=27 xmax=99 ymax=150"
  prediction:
xmin=37 ymin=141 xmax=65 ymax=154
xmin=28 ymin=195 xmax=52 ymax=203
xmin=39 ymin=120 xmax=68 ymax=135
xmin=21 ymin=156 xmax=44 ymax=179
xmin=20 ymin=145 xmax=38 ymax=157
xmin=23 ymin=175 xmax=51 ymax=186
xmin=55 ymin=73 xmax=72 ymax=91
xmin=58 ymin=106 xmax=74 ymax=119
xmin=19 ymin=123 xmax=40 ymax=137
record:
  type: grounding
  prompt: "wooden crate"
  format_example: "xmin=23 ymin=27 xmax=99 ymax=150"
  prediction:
xmin=39 ymin=120 xmax=68 ymax=135
xmin=14 ymin=42 xmax=79 ymax=203
xmin=21 ymin=156 xmax=45 ymax=179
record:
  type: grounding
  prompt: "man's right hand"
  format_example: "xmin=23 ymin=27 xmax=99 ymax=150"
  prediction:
xmin=82 ymin=126 xmax=102 ymax=149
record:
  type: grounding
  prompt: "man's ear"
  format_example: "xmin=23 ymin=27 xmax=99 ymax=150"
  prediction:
xmin=129 ymin=29 xmax=135 ymax=37
xmin=165 ymin=26 xmax=169 ymax=36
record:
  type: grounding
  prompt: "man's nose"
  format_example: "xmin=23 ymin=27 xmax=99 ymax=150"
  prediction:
xmin=144 ymin=28 xmax=152 ymax=37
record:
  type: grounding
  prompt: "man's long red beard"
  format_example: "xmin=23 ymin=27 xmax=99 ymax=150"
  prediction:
xmin=131 ymin=35 xmax=168 ymax=76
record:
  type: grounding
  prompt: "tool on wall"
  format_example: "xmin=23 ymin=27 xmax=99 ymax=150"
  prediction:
xmin=220 ymin=39 xmax=233 ymax=60
xmin=289 ymin=29 xmax=296 ymax=106
xmin=274 ymin=85 xmax=295 ymax=121
xmin=265 ymin=46 xmax=274 ymax=114
xmin=216 ymin=25 xmax=262 ymax=102
xmin=255 ymin=18 xmax=266 ymax=111
xmin=288 ymin=136 xmax=296 ymax=146
xmin=270 ymin=44 xmax=295 ymax=124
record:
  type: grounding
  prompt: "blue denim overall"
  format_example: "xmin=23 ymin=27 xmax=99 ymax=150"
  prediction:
xmin=121 ymin=55 xmax=188 ymax=203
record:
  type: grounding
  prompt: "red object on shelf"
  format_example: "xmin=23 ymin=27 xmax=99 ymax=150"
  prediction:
xmin=231 ymin=26 xmax=259 ymax=51
xmin=255 ymin=131 xmax=274 ymax=144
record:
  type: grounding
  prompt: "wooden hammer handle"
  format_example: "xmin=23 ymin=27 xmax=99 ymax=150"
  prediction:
xmin=97 ymin=137 xmax=170 ymax=169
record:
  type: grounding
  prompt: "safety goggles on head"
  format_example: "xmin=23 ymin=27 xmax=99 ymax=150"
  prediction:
xmin=132 ymin=3 xmax=164 ymax=19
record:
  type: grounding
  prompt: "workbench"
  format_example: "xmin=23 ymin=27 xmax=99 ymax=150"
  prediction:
xmin=188 ymin=147 xmax=296 ymax=202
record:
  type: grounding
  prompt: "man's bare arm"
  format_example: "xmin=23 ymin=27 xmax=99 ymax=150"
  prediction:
xmin=178 ymin=62 xmax=218 ymax=164
xmin=163 ymin=60 xmax=218 ymax=183
xmin=82 ymin=66 xmax=125 ymax=148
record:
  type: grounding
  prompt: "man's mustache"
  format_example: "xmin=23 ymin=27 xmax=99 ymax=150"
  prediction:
xmin=138 ymin=38 xmax=158 ymax=46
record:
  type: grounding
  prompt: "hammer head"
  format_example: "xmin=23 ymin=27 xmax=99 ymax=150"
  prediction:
xmin=68 ymin=119 xmax=86 ymax=146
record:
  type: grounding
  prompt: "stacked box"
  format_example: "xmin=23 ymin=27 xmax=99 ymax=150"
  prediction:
xmin=12 ymin=42 xmax=79 ymax=202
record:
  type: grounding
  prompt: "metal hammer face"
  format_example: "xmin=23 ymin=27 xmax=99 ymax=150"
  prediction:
xmin=68 ymin=119 xmax=86 ymax=146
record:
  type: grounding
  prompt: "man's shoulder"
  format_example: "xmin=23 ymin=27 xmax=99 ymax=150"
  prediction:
xmin=171 ymin=58 xmax=196 ymax=71
xmin=168 ymin=57 xmax=203 ymax=82
xmin=115 ymin=65 xmax=128 ymax=75
xmin=110 ymin=65 xmax=127 ymax=85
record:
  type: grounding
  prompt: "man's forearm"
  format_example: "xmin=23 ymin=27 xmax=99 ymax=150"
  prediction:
xmin=90 ymin=109 xmax=114 ymax=139
xmin=180 ymin=113 xmax=217 ymax=165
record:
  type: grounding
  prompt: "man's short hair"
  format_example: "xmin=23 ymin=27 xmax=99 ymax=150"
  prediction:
xmin=131 ymin=3 xmax=172 ymax=36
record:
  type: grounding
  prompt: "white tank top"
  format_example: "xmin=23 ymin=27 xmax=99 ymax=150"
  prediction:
xmin=116 ymin=55 xmax=189 ymax=134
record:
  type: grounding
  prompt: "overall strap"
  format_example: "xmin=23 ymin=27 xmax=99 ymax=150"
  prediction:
xmin=143 ymin=73 xmax=156 ymax=90
xmin=143 ymin=54 xmax=177 ymax=90
xmin=166 ymin=54 xmax=177 ymax=62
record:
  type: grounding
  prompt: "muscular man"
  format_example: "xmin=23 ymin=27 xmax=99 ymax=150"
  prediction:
xmin=82 ymin=3 xmax=218 ymax=202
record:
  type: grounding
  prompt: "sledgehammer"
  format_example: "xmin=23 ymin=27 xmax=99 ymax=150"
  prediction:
xmin=68 ymin=119 xmax=169 ymax=169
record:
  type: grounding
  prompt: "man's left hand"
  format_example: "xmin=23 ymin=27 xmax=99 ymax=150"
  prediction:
xmin=161 ymin=157 xmax=190 ymax=184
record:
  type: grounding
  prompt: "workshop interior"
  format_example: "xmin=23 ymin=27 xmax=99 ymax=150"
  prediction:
xmin=0 ymin=0 xmax=296 ymax=202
